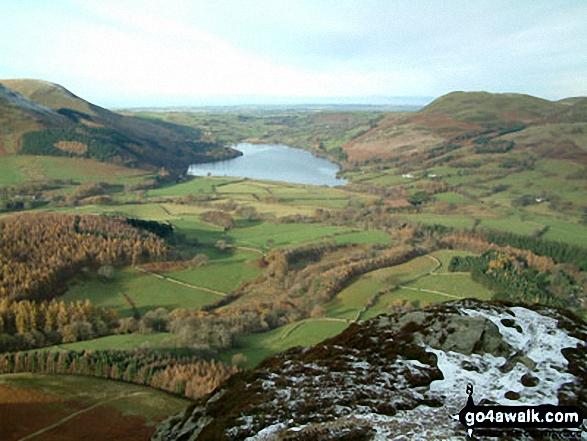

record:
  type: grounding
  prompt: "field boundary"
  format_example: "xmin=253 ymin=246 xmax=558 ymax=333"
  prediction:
xmin=135 ymin=267 xmax=226 ymax=296
xmin=281 ymin=317 xmax=350 ymax=341
xmin=397 ymin=284 xmax=465 ymax=300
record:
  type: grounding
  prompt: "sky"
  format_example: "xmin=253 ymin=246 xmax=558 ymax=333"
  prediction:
xmin=1 ymin=0 xmax=586 ymax=107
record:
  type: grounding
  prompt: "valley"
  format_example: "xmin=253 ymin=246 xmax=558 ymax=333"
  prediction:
xmin=0 ymin=80 xmax=586 ymax=439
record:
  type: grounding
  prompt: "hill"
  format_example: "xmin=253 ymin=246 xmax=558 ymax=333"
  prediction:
xmin=1 ymin=79 xmax=97 ymax=116
xmin=345 ymin=91 xmax=587 ymax=161
xmin=153 ymin=299 xmax=586 ymax=440
xmin=341 ymin=91 xmax=587 ymax=233
xmin=0 ymin=79 xmax=239 ymax=173
xmin=419 ymin=91 xmax=559 ymax=126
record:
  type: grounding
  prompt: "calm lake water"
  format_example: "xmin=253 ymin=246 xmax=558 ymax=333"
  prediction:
xmin=188 ymin=143 xmax=347 ymax=186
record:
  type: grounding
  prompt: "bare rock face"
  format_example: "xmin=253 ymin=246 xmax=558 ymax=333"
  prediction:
xmin=152 ymin=299 xmax=587 ymax=440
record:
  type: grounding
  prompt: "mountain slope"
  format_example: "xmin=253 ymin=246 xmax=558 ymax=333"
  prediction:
xmin=345 ymin=91 xmax=587 ymax=162
xmin=0 ymin=79 xmax=239 ymax=172
xmin=153 ymin=299 xmax=586 ymax=440
xmin=1 ymin=79 xmax=96 ymax=116
xmin=419 ymin=91 xmax=559 ymax=126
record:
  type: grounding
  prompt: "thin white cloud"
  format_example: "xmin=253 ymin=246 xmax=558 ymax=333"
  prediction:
xmin=1 ymin=0 xmax=585 ymax=105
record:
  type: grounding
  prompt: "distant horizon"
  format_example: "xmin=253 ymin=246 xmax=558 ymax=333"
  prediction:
xmin=109 ymin=94 xmax=436 ymax=110
xmin=3 ymin=76 xmax=585 ymax=110
xmin=1 ymin=1 xmax=585 ymax=107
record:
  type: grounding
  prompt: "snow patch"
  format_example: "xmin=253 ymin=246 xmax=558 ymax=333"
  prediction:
xmin=428 ymin=306 xmax=582 ymax=408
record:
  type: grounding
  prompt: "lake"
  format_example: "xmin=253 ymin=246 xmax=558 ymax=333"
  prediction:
xmin=188 ymin=143 xmax=347 ymax=186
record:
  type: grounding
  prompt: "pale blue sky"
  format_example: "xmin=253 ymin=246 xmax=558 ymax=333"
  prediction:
xmin=1 ymin=1 xmax=585 ymax=107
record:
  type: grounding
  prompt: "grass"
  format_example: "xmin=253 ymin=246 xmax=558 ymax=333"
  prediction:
xmin=40 ymin=333 xmax=177 ymax=352
xmin=324 ymin=278 xmax=381 ymax=320
xmin=435 ymin=192 xmax=472 ymax=204
xmin=0 ymin=372 xmax=190 ymax=425
xmin=163 ymin=249 xmax=263 ymax=294
xmin=0 ymin=156 xmax=152 ymax=188
xmin=366 ymin=255 xmax=439 ymax=284
xmin=57 ymin=203 xmax=175 ymax=222
xmin=408 ymin=275 xmax=493 ymax=300
xmin=331 ymin=230 xmax=390 ymax=246
xmin=221 ymin=319 xmax=350 ymax=368
xmin=229 ymin=222 xmax=351 ymax=248
xmin=362 ymin=288 xmax=451 ymax=319
xmin=147 ymin=176 xmax=238 ymax=197
xmin=402 ymin=213 xmax=476 ymax=230
xmin=62 ymin=269 xmax=223 ymax=317
xmin=321 ymin=251 xmax=494 ymax=322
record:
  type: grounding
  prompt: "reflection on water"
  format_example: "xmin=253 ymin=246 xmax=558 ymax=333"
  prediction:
xmin=188 ymin=143 xmax=347 ymax=187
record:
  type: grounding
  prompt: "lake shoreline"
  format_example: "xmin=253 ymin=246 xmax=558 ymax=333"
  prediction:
xmin=188 ymin=143 xmax=348 ymax=187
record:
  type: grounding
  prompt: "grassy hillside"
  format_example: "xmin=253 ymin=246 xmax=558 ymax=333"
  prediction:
xmin=2 ymin=79 xmax=96 ymax=116
xmin=0 ymin=373 xmax=190 ymax=441
xmin=335 ymin=91 xmax=587 ymax=243
xmin=0 ymin=79 xmax=239 ymax=175
xmin=419 ymin=91 xmax=558 ymax=125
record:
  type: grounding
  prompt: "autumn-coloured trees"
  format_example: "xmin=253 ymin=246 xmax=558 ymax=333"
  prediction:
xmin=200 ymin=211 xmax=235 ymax=231
xmin=0 ymin=349 xmax=238 ymax=399
xmin=0 ymin=298 xmax=118 ymax=352
xmin=0 ymin=212 xmax=167 ymax=301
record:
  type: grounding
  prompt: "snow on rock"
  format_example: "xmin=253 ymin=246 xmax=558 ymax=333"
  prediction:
xmin=433 ymin=306 xmax=583 ymax=407
xmin=152 ymin=299 xmax=586 ymax=441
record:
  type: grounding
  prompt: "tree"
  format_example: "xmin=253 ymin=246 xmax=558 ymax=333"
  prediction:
xmin=231 ymin=353 xmax=248 ymax=368
xmin=190 ymin=254 xmax=209 ymax=268
xmin=235 ymin=206 xmax=259 ymax=221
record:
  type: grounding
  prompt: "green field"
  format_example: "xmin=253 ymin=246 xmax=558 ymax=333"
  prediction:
xmin=62 ymin=269 xmax=223 ymax=317
xmin=163 ymin=249 xmax=263 ymax=294
xmin=323 ymin=251 xmax=494 ymax=321
xmin=40 ymin=332 xmax=177 ymax=352
xmin=0 ymin=156 xmax=152 ymax=188
xmin=325 ymin=278 xmax=381 ymax=320
xmin=147 ymin=176 xmax=238 ymax=197
xmin=222 ymin=319 xmax=350 ymax=368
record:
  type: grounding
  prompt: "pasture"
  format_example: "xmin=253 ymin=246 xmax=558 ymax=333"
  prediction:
xmin=40 ymin=333 xmax=176 ymax=352
xmin=0 ymin=156 xmax=152 ymax=188
xmin=222 ymin=319 xmax=350 ymax=368
xmin=62 ymin=268 xmax=223 ymax=317
xmin=325 ymin=250 xmax=492 ymax=321
xmin=0 ymin=373 xmax=190 ymax=441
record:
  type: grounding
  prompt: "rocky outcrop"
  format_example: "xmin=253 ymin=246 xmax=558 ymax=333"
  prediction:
xmin=153 ymin=299 xmax=587 ymax=440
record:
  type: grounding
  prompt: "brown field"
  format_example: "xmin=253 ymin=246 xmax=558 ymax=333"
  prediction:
xmin=408 ymin=113 xmax=483 ymax=137
xmin=54 ymin=141 xmax=88 ymax=155
xmin=0 ymin=375 xmax=190 ymax=441
xmin=0 ymin=384 xmax=154 ymax=441
xmin=80 ymin=119 xmax=104 ymax=128
xmin=345 ymin=123 xmax=444 ymax=162
xmin=386 ymin=199 xmax=412 ymax=208
xmin=0 ymin=385 xmax=69 ymax=441
xmin=343 ymin=113 xmax=409 ymax=152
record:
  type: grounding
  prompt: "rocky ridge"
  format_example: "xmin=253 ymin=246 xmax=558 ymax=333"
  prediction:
xmin=153 ymin=299 xmax=586 ymax=440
